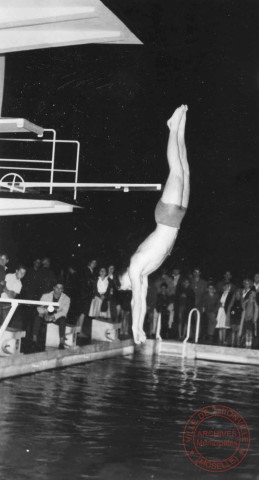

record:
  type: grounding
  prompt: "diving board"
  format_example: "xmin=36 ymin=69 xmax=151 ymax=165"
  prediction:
xmin=0 ymin=0 xmax=142 ymax=54
xmin=0 ymin=118 xmax=44 ymax=136
xmin=0 ymin=198 xmax=75 ymax=215
xmin=0 ymin=117 xmax=162 ymax=201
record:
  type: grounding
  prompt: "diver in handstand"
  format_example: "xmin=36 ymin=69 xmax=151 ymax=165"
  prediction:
xmin=119 ymin=105 xmax=190 ymax=344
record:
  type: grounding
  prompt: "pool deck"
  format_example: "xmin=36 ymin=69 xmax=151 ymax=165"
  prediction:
xmin=0 ymin=339 xmax=134 ymax=380
xmin=143 ymin=339 xmax=259 ymax=366
xmin=1 ymin=337 xmax=259 ymax=380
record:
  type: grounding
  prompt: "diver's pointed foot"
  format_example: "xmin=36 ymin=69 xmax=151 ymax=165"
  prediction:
xmin=138 ymin=330 xmax=147 ymax=344
xmin=167 ymin=105 xmax=185 ymax=130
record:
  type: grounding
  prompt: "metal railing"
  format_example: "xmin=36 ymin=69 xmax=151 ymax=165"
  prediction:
xmin=0 ymin=298 xmax=59 ymax=345
xmin=0 ymin=129 xmax=80 ymax=199
xmin=182 ymin=308 xmax=200 ymax=357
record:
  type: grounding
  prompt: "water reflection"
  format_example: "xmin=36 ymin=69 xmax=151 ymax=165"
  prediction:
xmin=0 ymin=354 xmax=258 ymax=479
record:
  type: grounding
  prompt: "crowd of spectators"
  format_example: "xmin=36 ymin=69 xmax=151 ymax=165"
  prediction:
xmin=0 ymin=251 xmax=258 ymax=351
xmin=147 ymin=267 xmax=259 ymax=349
xmin=0 ymin=253 xmax=132 ymax=352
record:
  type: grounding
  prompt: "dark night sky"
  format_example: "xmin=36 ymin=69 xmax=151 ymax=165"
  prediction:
xmin=1 ymin=0 xmax=259 ymax=279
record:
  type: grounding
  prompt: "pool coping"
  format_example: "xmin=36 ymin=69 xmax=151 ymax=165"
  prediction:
xmin=145 ymin=339 xmax=259 ymax=366
xmin=0 ymin=339 xmax=134 ymax=380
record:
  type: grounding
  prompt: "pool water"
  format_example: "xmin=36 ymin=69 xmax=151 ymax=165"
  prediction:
xmin=0 ymin=353 xmax=258 ymax=480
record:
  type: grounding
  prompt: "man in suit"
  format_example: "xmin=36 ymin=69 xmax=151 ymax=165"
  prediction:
xmin=216 ymin=270 xmax=236 ymax=296
xmin=190 ymin=268 xmax=207 ymax=311
xmin=32 ymin=282 xmax=70 ymax=350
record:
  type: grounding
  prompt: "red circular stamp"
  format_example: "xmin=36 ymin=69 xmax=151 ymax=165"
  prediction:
xmin=183 ymin=405 xmax=250 ymax=473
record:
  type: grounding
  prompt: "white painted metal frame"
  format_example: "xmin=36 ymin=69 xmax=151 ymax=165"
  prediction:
xmin=0 ymin=132 xmax=161 ymax=199
xmin=0 ymin=129 xmax=80 ymax=198
xmin=182 ymin=308 xmax=200 ymax=357
xmin=0 ymin=298 xmax=59 ymax=345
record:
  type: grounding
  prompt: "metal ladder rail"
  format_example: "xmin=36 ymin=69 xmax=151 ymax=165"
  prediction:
xmin=182 ymin=308 xmax=200 ymax=358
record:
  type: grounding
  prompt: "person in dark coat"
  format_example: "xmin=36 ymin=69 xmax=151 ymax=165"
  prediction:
xmin=201 ymin=284 xmax=220 ymax=343
xmin=65 ymin=262 xmax=81 ymax=324
xmin=177 ymin=278 xmax=195 ymax=340
xmin=77 ymin=259 xmax=97 ymax=337
xmin=155 ymin=283 xmax=173 ymax=339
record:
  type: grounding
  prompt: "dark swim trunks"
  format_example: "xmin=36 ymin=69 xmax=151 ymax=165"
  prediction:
xmin=154 ymin=199 xmax=187 ymax=228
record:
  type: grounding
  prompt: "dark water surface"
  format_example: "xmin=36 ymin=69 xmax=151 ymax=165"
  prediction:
xmin=0 ymin=354 xmax=258 ymax=480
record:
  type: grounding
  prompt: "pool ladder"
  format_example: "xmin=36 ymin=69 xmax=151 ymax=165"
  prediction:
xmin=182 ymin=308 xmax=200 ymax=357
xmin=157 ymin=308 xmax=200 ymax=358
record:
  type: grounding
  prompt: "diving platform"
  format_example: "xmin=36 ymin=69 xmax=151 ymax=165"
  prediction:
xmin=0 ymin=0 xmax=142 ymax=54
xmin=0 ymin=117 xmax=162 ymax=213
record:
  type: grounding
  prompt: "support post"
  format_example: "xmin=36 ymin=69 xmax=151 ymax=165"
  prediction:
xmin=0 ymin=55 xmax=5 ymax=116
xmin=0 ymin=301 xmax=19 ymax=344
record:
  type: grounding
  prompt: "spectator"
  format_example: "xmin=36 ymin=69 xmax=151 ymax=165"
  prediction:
xmin=227 ymin=289 xmax=243 ymax=347
xmin=22 ymin=258 xmax=42 ymax=300
xmin=242 ymin=278 xmax=253 ymax=301
xmin=253 ymin=273 xmax=259 ymax=292
xmin=145 ymin=274 xmax=158 ymax=338
xmin=1 ymin=265 xmax=26 ymax=300
xmin=0 ymin=252 xmax=9 ymax=296
xmin=32 ymin=282 xmax=70 ymax=350
xmin=239 ymin=290 xmax=258 ymax=348
xmin=215 ymin=282 xmax=233 ymax=345
xmin=77 ymin=259 xmax=97 ymax=336
xmin=172 ymin=267 xmax=185 ymax=328
xmin=201 ymin=284 xmax=220 ymax=343
xmin=89 ymin=267 xmax=111 ymax=318
xmin=155 ymin=283 xmax=173 ymax=339
xmin=154 ymin=267 xmax=175 ymax=297
xmin=190 ymin=268 xmax=207 ymax=311
xmin=171 ymin=267 xmax=184 ymax=296
xmin=0 ymin=265 xmax=27 ymax=324
xmin=21 ymin=257 xmax=42 ymax=339
xmin=177 ymin=278 xmax=195 ymax=340
xmin=0 ymin=252 xmax=9 ymax=271
xmin=64 ymin=262 xmax=81 ymax=324
xmin=216 ymin=271 xmax=236 ymax=296
xmin=38 ymin=257 xmax=57 ymax=296
xmin=107 ymin=264 xmax=118 ymax=321
xmin=119 ymin=290 xmax=132 ymax=337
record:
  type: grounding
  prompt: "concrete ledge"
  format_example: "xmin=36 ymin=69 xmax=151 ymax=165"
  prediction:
xmin=0 ymin=339 xmax=134 ymax=380
xmin=136 ymin=339 xmax=161 ymax=356
xmin=159 ymin=340 xmax=259 ymax=366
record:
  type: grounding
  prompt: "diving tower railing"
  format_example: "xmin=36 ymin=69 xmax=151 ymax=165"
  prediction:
xmin=0 ymin=118 xmax=162 ymax=200
xmin=0 ymin=128 xmax=80 ymax=198
xmin=0 ymin=298 xmax=59 ymax=346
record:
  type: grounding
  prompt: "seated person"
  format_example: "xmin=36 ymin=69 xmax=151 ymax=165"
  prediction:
xmin=32 ymin=282 xmax=70 ymax=350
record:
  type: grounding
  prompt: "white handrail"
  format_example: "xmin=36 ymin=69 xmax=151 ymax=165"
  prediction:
xmin=0 ymin=298 xmax=59 ymax=344
xmin=155 ymin=312 xmax=162 ymax=340
xmin=0 ymin=298 xmax=59 ymax=306
xmin=182 ymin=308 xmax=200 ymax=357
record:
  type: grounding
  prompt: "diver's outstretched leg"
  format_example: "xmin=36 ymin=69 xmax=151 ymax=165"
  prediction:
xmin=138 ymin=276 xmax=148 ymax=343
xmin=166 ymin=105 xmax=185 ymax=171
xmin=178 ymin=105 xmax=190 ymax=208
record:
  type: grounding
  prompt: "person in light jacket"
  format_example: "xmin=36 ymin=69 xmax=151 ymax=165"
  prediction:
xmin=32 ymin=283 xmax=70 ymax=350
